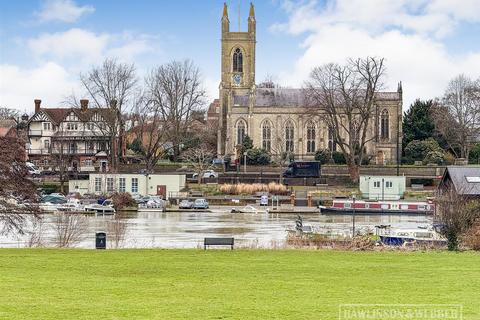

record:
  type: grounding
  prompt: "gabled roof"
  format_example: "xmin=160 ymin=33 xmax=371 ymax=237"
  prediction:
xmin=440 ymin=166 xmax=480 ymax=195
xmin=232 ymin=88 xmax=401 ymax=107
xmin=0 ymin=119 xmax=17 ymax=137
xmin=29 ymin=107 xmax=115 ymax=125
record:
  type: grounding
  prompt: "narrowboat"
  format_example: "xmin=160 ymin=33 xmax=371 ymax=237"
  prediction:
xmin=319 ymin=199 xmax=434 ymax=215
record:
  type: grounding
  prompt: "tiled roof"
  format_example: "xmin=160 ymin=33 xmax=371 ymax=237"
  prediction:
xmin=35 ymin=107 xmax=116 ymax=125
xmin=232 ymin=88 xmax=400 ymax=107
xmin=441 ymin=166 xmax=480 ymax=195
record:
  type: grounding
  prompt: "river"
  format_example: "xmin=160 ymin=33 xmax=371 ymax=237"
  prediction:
xmin=0 ymin=209 xmax=433 ymax=249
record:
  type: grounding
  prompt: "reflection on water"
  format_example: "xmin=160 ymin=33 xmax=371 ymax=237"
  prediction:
xmin=0 ymin=209 xmax=433 ymax=249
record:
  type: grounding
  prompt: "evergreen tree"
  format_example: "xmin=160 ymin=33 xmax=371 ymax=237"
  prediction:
xmin=402 ymin=99 xmax=435 ymax=148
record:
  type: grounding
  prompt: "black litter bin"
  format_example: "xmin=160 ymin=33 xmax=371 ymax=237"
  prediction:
xmin=95 ymin=232 xmax=106 ymax=249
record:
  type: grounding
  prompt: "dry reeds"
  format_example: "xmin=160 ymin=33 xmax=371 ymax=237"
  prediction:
xmin=219 ymin=182 xmax=288 ymax=195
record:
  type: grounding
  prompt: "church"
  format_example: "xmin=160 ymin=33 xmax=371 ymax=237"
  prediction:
xmin=213 ymin=3 xmax=402 ymax=165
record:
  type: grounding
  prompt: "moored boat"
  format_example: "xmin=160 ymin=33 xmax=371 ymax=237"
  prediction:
xmin=319 ymin=199 xmax=434 ymax=215
xmin=377 ymin=226 xmax=446 ymax=246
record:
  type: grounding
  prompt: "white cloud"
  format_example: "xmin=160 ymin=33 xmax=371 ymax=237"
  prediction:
xmin=28 ymin=28 xmax=109 ymax=64
xmin=27 ymin=28 xmax=155 ymax=67
xmin=0 ymin=62 xmax=80 ymax=111
xmin=272 ymin=0 xmax=480 ymax=108
xmin=35 ymin=0 xmax=94 ymax=23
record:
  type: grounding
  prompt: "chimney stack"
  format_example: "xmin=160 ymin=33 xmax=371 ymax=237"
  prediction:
xmin=110 ymin=99 xmax=117 ymax=109
xmin=34 ymin=99 xmax=41 ymax=113
xmin=80 ymin=99 xmax=89 ymax=111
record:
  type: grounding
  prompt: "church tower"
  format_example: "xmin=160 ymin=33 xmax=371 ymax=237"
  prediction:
xmin=218 ymin=2 xmax=256 ymax=156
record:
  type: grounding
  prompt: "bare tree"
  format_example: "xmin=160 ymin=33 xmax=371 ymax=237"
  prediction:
xmin=0 ymin=137 xmax=40 ymax=234
xmin=305 ymin=57 xmax=386 ymax=182
xmin=52 ymin=213 xmax=89 ymax=248
xmin=181 ymin=143 xmax=215 ymax=183
xmin=146 ymin=60 xmax=206 ymax=162
xmin=435 ymin=75 xmax=480 ymax=159
xmin=106 ymin=215 xmax=128 ymax=249
xmin=436 ymin=186 xmax=480 ymax=251
xmin=79 ymin=58 xmax=138 ymax=170
xmin=25 ymin=216 xmax=46 ymax=247
xmin=0 ymin=107 xmax=19 ymax=120
xmin=129 ymin=92 xmax=168 ymax=171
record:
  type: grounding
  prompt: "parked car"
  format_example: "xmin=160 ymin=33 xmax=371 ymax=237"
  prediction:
xmin=193 ymin=198 xmax=209 ymax=209
xmin=192 ymin=170 xmax=218 ymax=179
xmin=179 ymin=199 xmax=194 ymax=209
xmin=26 ymin=162 xmax=41 ymax=176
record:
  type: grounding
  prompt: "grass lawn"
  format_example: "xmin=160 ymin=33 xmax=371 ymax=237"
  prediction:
xmin=0 ymin=249 xmax=479 ymax=319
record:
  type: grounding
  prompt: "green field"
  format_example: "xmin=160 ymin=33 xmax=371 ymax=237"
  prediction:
xmin=0 ymin=249 xmax=479 ymax=319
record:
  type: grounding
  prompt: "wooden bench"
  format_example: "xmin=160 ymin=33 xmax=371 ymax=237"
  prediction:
xmin=204 ymin=237 xmax=234 ymax=250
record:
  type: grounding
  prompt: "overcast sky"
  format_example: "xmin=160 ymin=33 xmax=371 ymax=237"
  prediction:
xmin=1 ymin=0 xmax=480 ymax=113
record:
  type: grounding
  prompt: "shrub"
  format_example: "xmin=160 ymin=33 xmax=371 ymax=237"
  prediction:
xmin=444 ymin=152 xmax=455 ymax=165
xmin=423 ymin=150 xmax=445 ymax=165
xmin=314 ymin=149 xmax=331 ymax=164
xmin=462 ymin=223 xmax=480 ymax=250
xmin=332 ymin=151 xmax=346 ymax=164
xmin=469 ymin=143 xmax=480 ymax=164
xmin=219 ymin=183 xmax=288 ymax=195
xmin=128 ymin=138 xmax=144 ymax=155
xmin=111 ymin=192 xmax=136 ymax=210
xmin=246 ymin=148 xmax=271 ymax=165
xmin=404 ymin=138 xmax=442 ymax=162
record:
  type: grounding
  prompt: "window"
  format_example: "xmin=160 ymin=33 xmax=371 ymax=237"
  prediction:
xmin=84 ymin=159 xmax=93 ymax=167
xmin=236 ymin=120 xmax=246 ymax=145
xmin=328 ymin=127 xmax=336 ymax=152
xmin=43 ymin=122 xmax=51 ymax=130
xmin=87 ymin=142 xmax=95 ymax=152
xmin=351 ymin=120 xmax=359 ymax=144
xmin=373 ymin=181 xmax=380 ymax=188
xmin=68 ymin=142 xmax=77 ymax=154
xmin=386 ymin=181 xmax=393 ymax=188
xmin=285 ymin=120 xmax=294 ymax=153
xmin=306 ymin=122 xmax=316 ymax=153
xmin=119 ymin=178 xmax=126 ymax=193
xmin=232 ymin=48 xmax=243 ymax=72
xmin=106 ymin=177 xmax=114 ymax=192
xmin=66 ymin=123 xmax=78 ymax=131
xmin=86 ymin=123 xmax=94 ymax=131
xmin=98 ymin=142 xmax=106 ymax=151
xmin=94 ymin=177 xmax=102 ymax=192
xmin=131 ymin=177 xmax=138 ymax=193
xmin=381 ymin=109 xmax=389 ymax=140
xmin=262 ymin=121 xmax=271 ymax=151
xmin=44 ymin=140 xmax=50 ymax=149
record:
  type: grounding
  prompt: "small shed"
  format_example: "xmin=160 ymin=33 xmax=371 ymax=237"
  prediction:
xmin=438 ymin=166 xmax=480 ymax=196
xmin=359 ymin=175 xmax=406 ymax=200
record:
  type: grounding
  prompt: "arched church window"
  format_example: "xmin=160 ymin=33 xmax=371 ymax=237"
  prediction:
xmin=328 ymin=127 xmax=336 ymax=152
xmin=233 ymin=48 xmax=243 ymax=73
xmin=262 ymin=120 xmax=271 ymax=151
xmin=236 ymin=119 xmax=246 ymax=145
xmin=285 ymin=120 xmax=294 ymax=153
xmin=306 ymin=122 xmax=316 ymax=153
xmin=351 ymin=120 xmax=359 ymax=144
xmin=381 ymin=109 xmax=389 ymax=140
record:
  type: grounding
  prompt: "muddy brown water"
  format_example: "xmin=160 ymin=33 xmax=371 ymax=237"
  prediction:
xmin=0 ymin=209 xmax=432 ymax=249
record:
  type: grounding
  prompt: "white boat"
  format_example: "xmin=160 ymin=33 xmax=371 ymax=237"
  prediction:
xmin=231 ymin=205 xmax=268 ymax=214
xmin=377 ymin=226 xmax=446 ymax=246
xmin=138 ymin=196 xmax=166 ymax=211
xmin=56 ymin=199 xmax=84 ymax=213
xmin=84 ymin=201 xmax=116 ymax=215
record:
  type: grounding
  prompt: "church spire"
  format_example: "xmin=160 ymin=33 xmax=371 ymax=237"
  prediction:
xmin=248 ymin=2 xmax=256 ymax=34
xmin=223 ymin=2 xmax=228 ymax=19
xmin=222 ymin=2 xmax=229 ymax=34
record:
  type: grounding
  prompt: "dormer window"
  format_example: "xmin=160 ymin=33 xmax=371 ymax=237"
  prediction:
xmin=43 ymin=122 xmax=51 ymax=131
xmin=67 ymin=123 xmax=78 ymax=131
xmin=233 ymin=48 xmax=243 ymax=73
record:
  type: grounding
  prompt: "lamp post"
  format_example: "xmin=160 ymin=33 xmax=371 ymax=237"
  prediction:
xmin=352 ymin=193 xmax=356 ymax=238
xmin=243 ymin=152 xmax=247 ymax=173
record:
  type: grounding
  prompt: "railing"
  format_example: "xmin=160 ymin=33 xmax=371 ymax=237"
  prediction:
xmin=28 ymin=148 xmax=108 ymax=155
